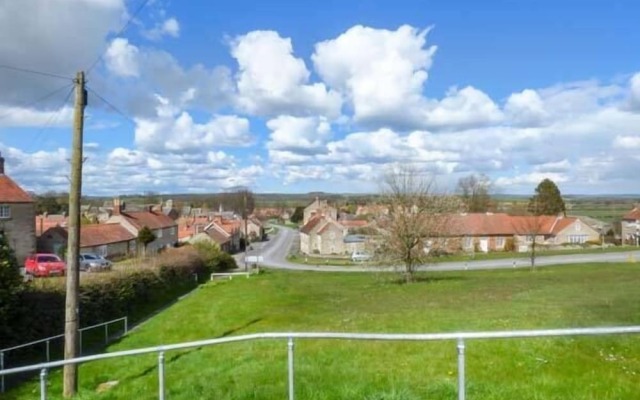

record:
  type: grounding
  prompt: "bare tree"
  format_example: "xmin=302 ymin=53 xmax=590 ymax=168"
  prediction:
xmin=378 ymin=166 xmax=460 ymax=283
xmin=515 ymin=199 xmax=546 ymax=270
xmin=457 ymin=173 xmax=492 ymax=213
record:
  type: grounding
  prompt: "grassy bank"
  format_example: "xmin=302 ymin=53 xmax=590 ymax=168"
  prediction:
xmin=6 ymin=263 xmax=640 ymax=399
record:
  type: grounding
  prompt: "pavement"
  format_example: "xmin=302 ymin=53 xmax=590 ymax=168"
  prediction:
xmin=236 ymin=226 xmax=640 ymax=273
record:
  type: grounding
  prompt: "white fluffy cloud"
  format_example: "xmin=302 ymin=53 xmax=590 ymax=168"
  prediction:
xmin=0 ymin=0 xmax=125 ymax=106
xmin=629 ymin=73 xmax=640 ymax=111
xmin=267 ymin=116 xmax=332 ymax=153
xmin=424 ymin=86 xmax=503 ymax=129
xmin=105 ymin=38 xmax=140 ymax=77
xmin=313 ymin=25 xmax=435 ymax=129
xmin=505 ymin=89 xmax=548 ymax=127
xmin=142 ymin=17 xmax=180 ymax=41
xmin=0 ymin=104 xmax=73 ymax=127
xmin=134 ymin=94 xmax=253 ymax=152
xmin=230 ymin=30 xmax=342 ymax=118
xmin=613 ymin=135 xmax=640 ymax=149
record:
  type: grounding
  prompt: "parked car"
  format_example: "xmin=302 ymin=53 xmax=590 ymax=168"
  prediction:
xmin=351 ymin=251 xmax=372 ymax=262
xmin=24 ymin=254 xmax=66 ymax=277
xmin=79 ymin=253 xmax=112 ymax=272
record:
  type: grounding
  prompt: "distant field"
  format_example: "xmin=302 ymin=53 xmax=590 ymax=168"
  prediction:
xmin=7 ymin=264 xmax=640 ymax=399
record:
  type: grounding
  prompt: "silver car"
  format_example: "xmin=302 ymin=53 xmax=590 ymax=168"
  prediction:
xmin=79 ymin=253 xmax=112 ymax=272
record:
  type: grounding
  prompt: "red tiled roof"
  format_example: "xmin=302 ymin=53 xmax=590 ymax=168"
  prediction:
xmin=36 ymin=215 xmax=68 ymax=236
xmin=317 ymin=220 xmax=342 ymax=234
xmin=41 ymin=224 xmax=136 ymax=248
xmin=623 ymin=208 xmax=640 ymax=221
xmin=0 ymin=174 xmax=33 ymax=203
xmin=80 ymin=224 xmax=135 ymax=248
xmin=120 ymin=211 xmax=176 ymax=230
xmin=445 ymin=213 xmax=579 ymax=236
xmin=206 ymin=229 xmax=231 ymax=245
xmin=300 ymin=216 xmax=323 ymax=234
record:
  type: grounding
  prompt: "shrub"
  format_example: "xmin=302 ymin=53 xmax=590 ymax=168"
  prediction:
xmin=1 ymin=246 xmax=217 ymax=359
xmin=192 ymin=241 xmax=237 ymax=273
xmin=0 ymin=233 xmax=25 ymax=345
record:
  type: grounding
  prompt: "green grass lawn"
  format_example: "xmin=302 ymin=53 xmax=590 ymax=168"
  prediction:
xmin=6 ymin=264 xmax=640 ymax=399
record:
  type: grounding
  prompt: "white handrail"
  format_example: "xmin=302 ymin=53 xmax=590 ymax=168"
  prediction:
xmin=1 ymin=325 xmax=639 ymax=377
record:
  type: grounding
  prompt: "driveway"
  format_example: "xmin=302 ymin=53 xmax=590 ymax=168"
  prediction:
xmin=238 ymin=226 xmax=640 ymax=273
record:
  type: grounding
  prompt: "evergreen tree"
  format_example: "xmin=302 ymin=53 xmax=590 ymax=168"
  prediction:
xmin=290 ymin=206 xmax=304 ymax=223
xmin=528 ymin=178 xmax=566 ymax=216
xmin=0 ymin=232 xmax=23 ymax=343
xmin=137 ymin=226 xmax=156 ymax=257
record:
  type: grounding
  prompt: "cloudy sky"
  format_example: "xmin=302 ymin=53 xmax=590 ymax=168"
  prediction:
xmin=1 ymin=0 xmax=639 ymax=196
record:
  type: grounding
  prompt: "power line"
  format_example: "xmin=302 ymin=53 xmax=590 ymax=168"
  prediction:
xmin=0 ymin=82 xmax=74 ymax=122
xmin=86 ymin=86 xmax=136 ymax=125
xmin=28 ymin=85 xmax=76 ymax=152
xmin=86 ymin=0 xmax=153 ymax=75
xmin=0 ymin=64 xmax=73 ymax=81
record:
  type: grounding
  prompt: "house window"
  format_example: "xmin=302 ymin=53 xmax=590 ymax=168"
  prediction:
xmin=496 ymin=237 xmax=505 ymax=248
xmin=463 ymin=236 xmax=472 ymax=249
xmin=170 ymin=227 xmax=176 ymax=236
xmin=157 ymin=228 xmax=163 ymax=238
xmin=568 ymin=235 xmax=587 ymax=244
xmin=526 ymin=235 xmax=534 ymax=243
xmin=0 ymin=205 xmax=10 ymax=219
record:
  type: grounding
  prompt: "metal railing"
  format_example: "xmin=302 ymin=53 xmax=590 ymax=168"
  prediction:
xmin=0 ymin=316 xmax=127 ymax=393
xmin=0 ymin=325 xmax=639 ymax=400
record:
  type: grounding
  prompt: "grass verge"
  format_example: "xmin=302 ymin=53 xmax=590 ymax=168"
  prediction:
xmin=6 ymin=263 xmax=640 ymax=399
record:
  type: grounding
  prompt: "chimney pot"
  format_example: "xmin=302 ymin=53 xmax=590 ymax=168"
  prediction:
xmin=0 ymin=151 xmax=5 ymax=174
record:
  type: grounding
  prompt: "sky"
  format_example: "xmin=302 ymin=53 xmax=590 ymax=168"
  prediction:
xmin=1 ymin=0 xmax=640 ymax=196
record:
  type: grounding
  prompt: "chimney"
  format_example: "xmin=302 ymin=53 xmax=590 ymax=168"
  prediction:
xmin=0 ymin=151 xmax=4 ymax=174
xmin=113 ymin=198 xmax=121 ymax=215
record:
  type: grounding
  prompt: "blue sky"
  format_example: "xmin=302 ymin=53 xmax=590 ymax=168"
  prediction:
xmin=1 ymin=0 xmax=640 ymax=195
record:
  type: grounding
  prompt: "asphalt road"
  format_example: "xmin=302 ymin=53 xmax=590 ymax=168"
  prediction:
xmin=238 ymin=226 xmax=640 ymax=273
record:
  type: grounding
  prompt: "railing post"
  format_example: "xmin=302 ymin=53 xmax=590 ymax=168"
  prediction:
xmin=457 ymin=338 xmax=466 ymax=400
xmin=105 ymin=323 xmax=109 ymax=345
xmin=46 ymin=340 xmax=50 ymax=362
xmin=287 ymin=337 xmax=295 ymax=400
xmin=158 ymin=351 xmax=166 ymax=400
xmin=40 ymin=368 xmax=48 ymax=400
xmin=124 ymin=317 xmax=128 ymax=334
xmin=79 ymin=330 xmax=83 ymax=356
xmin=1 ymin=351 xmax=5 ymax=393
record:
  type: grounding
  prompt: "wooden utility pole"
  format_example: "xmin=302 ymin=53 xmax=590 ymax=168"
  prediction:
xmin=244 ymin=191 xmax=248 ymax=272
xmin=63 ymin=71 xmax=86 ymax=397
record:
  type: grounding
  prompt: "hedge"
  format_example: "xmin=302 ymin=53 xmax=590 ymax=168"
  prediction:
xmin=1 ymin=244 xmax=236 ymax=355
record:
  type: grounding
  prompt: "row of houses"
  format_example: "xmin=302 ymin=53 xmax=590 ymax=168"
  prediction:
xmin=299 ymin=198 xmax=612 ymax=256
xmin=0 ymin=154 xmax=264 ymax=263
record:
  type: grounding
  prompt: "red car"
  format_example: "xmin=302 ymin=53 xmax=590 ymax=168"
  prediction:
xmin=25 ymin=253 xmax=66 ymax=277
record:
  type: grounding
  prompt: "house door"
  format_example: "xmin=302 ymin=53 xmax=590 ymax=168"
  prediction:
xmin=479 ymin=238 xmax=489 ymax=253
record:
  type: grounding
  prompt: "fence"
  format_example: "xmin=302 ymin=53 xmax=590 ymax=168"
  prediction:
xmin=0 ymin=325 xmax=639 ymax=400
xmin=0 ymin=316 xmax=127 ymax=393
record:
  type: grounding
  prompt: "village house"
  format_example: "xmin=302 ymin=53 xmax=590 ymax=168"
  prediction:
xmin=38 ymin=223 xmax=137 ymax=258
xmin=106 ymin=198 xmax=178 ymax=254
xmin=441 ymin=213 xmax=601 ymax=253
xmin=303 ymin=197 xmax=337 ymax=225
xmin=300 ymin=198 xmax=372 ymax=255
xmin=0 ymin=153 xmax=36 ymax=264
xmin=621 ymin=207 xmax=640 ymax=245
xmin=243 ymin=217 xmax=264 ymax=241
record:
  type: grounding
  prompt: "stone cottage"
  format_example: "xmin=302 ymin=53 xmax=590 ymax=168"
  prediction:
xmin=0 ymin=153 xmax=36 ymax=264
